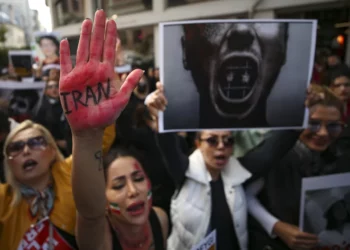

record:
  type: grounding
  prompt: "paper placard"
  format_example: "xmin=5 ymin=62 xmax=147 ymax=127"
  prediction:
xmin=191 ymin=230 xmax=216 ymax=250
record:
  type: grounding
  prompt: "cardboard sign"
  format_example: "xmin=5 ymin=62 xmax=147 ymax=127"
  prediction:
xmin=17 ymin=217 xmax=74 ymax=250
xmin=191 ymin=230 xmax=216 ymax=250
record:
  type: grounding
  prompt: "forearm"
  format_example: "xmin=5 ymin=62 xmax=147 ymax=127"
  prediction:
xmin=72 ymin=131 xmax=106 ymax=219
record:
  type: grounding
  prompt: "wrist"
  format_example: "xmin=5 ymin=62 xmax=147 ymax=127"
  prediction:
xmin=72 ymin=129 xmax=104 ymax=142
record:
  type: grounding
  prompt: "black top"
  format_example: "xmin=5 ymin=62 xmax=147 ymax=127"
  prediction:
xmin=111 ymin=208 xmax=164 ymax=250
xmin=210 ymin=176 xmax=240 ymax=250
xmin=55 ymin=226 xmax=78 ymax=249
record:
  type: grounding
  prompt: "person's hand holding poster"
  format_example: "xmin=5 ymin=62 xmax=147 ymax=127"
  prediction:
xmin=159 ymin=20 xmax=317 ymax=131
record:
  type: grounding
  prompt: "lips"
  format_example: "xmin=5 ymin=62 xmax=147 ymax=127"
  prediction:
xmin=23 ymin=159 xmax=38 ymax=171
xmin=217 ymin=56 xmax=258 ymax=100
xmin=214 ymin=154 xmax=228 ymax=166
xmin=127 ymin=201 xmax=145 ymax=216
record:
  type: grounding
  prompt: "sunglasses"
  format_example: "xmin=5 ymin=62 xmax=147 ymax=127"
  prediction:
xmin=200 ymin=136 xmax=234 ymax=148
xmin=7 ymin=136 xmax=48 ymax=159
xmin=46 ymin=84 xmax=59 ymax=89
xmin=307 ymin=120 xmax=344 ymax=136
xmin=332 ymin=82 xmax=350 ymax=89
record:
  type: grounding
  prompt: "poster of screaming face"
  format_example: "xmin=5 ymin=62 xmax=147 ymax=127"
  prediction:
xmin=158 ymin=20 xmax=317 ymax=131
xmin=300 ymin=173 xmax=350 ymax=249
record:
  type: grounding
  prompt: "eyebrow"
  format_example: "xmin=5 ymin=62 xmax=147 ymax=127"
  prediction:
xmin=112 ymin=170 xmax=142 ymax=182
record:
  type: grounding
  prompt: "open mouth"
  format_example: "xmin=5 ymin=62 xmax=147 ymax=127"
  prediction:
xmin=217 ymin=56 xmax=258 ymax=100
xmin=23 ymin=159 xmax=38 ymax=171
xmin=127 ymin=201 xmax=145 ymax=216
xmin=214 ymin=154 xmax=228 ymax=166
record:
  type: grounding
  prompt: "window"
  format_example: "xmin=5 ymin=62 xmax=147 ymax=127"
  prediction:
xmin=166 ymin=0 xmax=219 ymax=8
xmin=54 ymin=0 xmax=84 ymax=27
xmin=102 ymin=0 xmax=152 ymax=17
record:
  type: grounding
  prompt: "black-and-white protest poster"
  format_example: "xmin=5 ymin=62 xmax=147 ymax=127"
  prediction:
xmin=300 ymin=173 xmax=350 ymax=250
xmin=159 ymin=20 xmax=317 ymax=132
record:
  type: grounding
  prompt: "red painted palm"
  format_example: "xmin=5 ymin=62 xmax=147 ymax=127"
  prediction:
xmin=59 ymin=10 xmax=143 ymax=132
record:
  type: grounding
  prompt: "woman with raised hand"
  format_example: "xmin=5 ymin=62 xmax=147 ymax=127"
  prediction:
xmin=145 ymin=82 xmax=302 ymax=250
xmin=59 ymin=10 xmax=168 ymax=250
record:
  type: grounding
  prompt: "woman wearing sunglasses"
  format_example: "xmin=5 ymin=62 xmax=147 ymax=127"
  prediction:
xmin=0 ymin=118 xmax=115 ymax=249
xmin=145 ymin=83 xmax=302 ymax=250
xmin=246 ymin=85 xmax=348 ymax=250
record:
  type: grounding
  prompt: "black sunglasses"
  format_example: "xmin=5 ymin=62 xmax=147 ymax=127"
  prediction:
xmin=200 ymin=136 xmax=234 ymax=148
xmin=7 ymin=136 xmax=48 ymax=159
xmin=307 ymin=120 xmax=345 ymax=136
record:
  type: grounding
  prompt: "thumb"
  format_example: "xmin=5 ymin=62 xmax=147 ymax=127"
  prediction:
xmin=113 ymin=69 xmax=144 ymax=109
xmin=118 ymin=69 xmax=144 ymax=97
xmin=156 ymin=81 xmax=163 ymax=91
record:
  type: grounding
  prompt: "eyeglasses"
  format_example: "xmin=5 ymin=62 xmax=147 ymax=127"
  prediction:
xmin=7 ymin=136 xmax=48 ymax=159
xmin=46 ymin=84 xmax=58 ymax=89
xmin=200 ymin=136 xmax=234 ymax=148
xmin=332 ymin=82 xmax=350 ymax=89
xmin=307 ymin=120 xmax=345 ymax=136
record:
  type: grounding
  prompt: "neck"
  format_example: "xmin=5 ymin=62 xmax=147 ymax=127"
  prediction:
xmin=23 ymin=173 xmax=51 ymax=191
xmin=110 ymin=217 xmax=151 ymax=248
xmin=208 ymin=167 xmax=220 ymax=181
xmin=45 ymin=54 xmax=58 ymax=61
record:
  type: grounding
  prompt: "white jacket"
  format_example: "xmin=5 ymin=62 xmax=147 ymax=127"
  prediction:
xmin=167 ymin=149 xmax=252 ymax=250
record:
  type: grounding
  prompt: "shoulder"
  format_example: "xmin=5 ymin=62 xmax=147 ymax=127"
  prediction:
xmin=152 ymin=207 xmax=169 ymax=246
xmin=0 ymin=183 xmax=13 ymax=217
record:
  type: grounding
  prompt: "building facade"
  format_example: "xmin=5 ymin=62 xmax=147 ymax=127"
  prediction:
xmin=0 ymin=0 xmax=33 ymax=45
xmin=47 ymin=0 xmax=350 ymax=66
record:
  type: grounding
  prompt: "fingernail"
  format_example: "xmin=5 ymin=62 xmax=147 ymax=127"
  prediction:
xmin=85 ymin=18 xmax=91 ymax=20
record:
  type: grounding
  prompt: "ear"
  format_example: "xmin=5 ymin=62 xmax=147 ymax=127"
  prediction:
xmin=195 ymin=139 xmax=201 ymax=148
xmin=181 ymin=36 xmax=190 ymax=70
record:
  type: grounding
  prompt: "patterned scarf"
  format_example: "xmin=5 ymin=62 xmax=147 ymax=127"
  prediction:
xmin=20 ymin=184 xmax=55 ymax=220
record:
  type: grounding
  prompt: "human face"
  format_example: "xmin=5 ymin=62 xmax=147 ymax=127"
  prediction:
xmin=7 ymin=128 xmax=55 ymax=185
xmin=182 ymin=23 xmax=287 ymax=119
xmin=45 ymin=80 xmax=59 ymax=99
xmin=327 ymin=55 xmax=339 ymax=67
xmin=331 ymin=76 xmax=350 ymax=102
xmin=197 ymin=131 xmax=234 ymax=172
xmin=40 ymin=38 xmax=57 ymax=58
xmin=299 ymin=105 xmax=343 ymax=152
xmin=106 ymin=157 xmax=151 ymax=226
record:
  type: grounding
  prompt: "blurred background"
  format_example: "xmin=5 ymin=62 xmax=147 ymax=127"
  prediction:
xmin=0 ymin=0 xmax=347 ymax=71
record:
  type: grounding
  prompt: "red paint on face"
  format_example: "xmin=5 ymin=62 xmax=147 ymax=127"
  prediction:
xmin=133 ymin=161 xmax=152 ymax=209
xmin=133 ymin=162 xmax=151 ymax=190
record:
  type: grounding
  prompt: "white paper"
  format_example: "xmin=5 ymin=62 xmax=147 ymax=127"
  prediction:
xmin=158 ymin=19 xmax=317 ymax=132
xmin=300 ymin=173 xmax=350 ymax=249
xmin=191 ymin=230 xmax=216 ymax=250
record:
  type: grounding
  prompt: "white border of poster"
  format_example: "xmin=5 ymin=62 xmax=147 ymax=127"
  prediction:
xmin=158 ymin=19 xmax=317 ymax=132
xmin=300 ymin=173 xmax=350 ymax=248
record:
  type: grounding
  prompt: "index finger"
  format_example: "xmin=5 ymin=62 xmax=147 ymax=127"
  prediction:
xmin=297 ymin=232 xmax=318 ymax=240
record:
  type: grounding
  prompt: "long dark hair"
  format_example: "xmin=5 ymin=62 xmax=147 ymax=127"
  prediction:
xmin=103 ymin=146 xmax=146 ymax=180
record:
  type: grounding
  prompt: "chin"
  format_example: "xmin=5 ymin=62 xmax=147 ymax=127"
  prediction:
xmin=307 ymin=143 xmax=328 ymax=152
xmin=126 ymin=213 xmax=149 ymax=226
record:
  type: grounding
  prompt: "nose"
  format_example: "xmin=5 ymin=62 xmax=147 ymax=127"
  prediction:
xmin=217 ymin=139 xmax=225 ymax=150
xmin=127 ymin=180 xmax=139 ymax=198
xmin=317 ymin=125 xmax=329 ymax=137
xmin=22 ymin=144 xmax=31 ymax=155
xmin=227 ymin=24 xmax=254 ymax=51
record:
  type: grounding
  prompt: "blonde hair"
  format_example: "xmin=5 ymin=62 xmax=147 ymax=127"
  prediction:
xmin=3 ymin=120 xmax=64 ymax=206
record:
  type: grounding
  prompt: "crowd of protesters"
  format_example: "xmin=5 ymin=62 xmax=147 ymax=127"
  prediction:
xmin=0 ymin=9 xmax=349 ymax=250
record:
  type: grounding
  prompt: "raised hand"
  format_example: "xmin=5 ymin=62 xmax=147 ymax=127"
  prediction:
xmin=59 ymin=10 xmax=143 ymax=134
